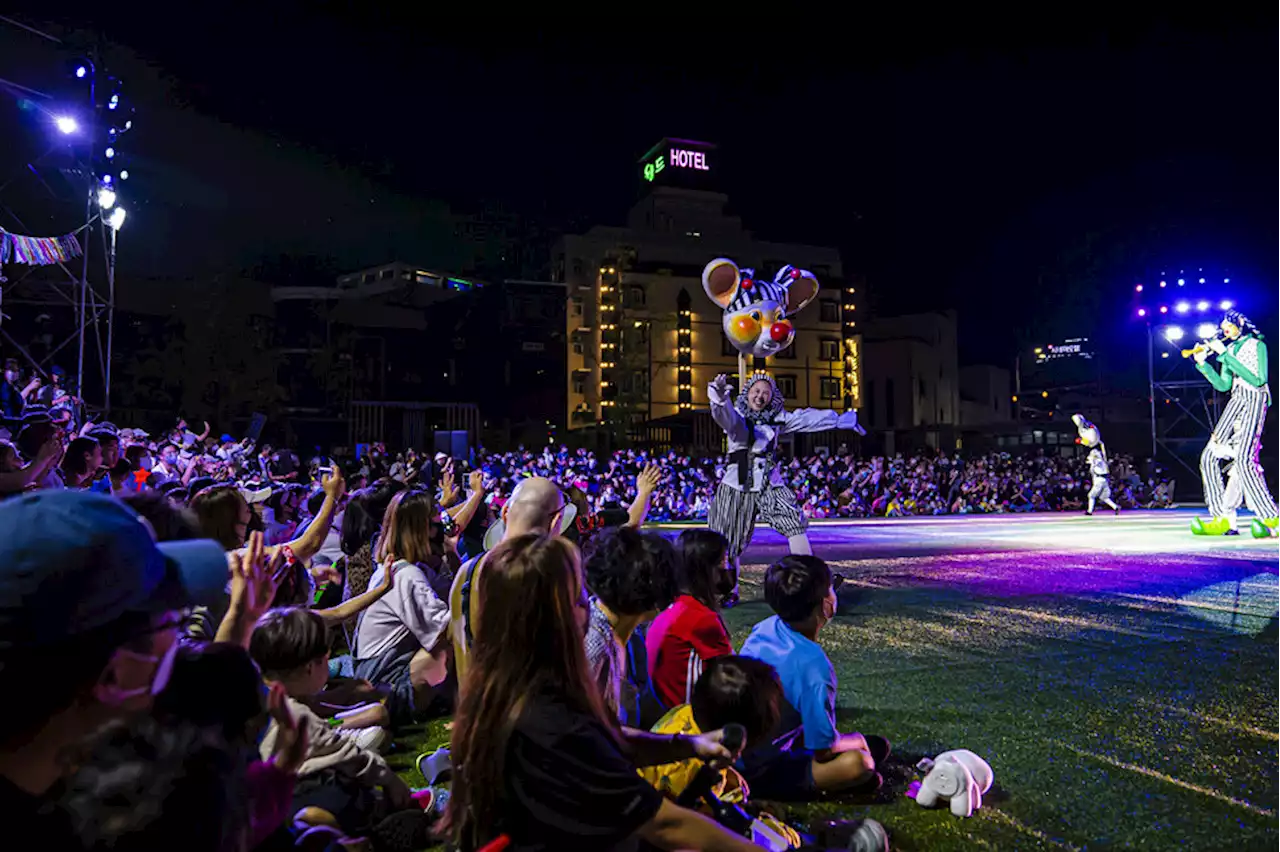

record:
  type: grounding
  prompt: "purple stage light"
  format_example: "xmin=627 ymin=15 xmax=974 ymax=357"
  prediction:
xmin=1175 ymin=302 xmax=1190 ymax=314
xmin=1137 ymin=308 xmax=1147 ymax=317
xmin=1159 ymin=306 xmax=1168 ymax=314
xmin=1219 ymin=300 xmax=1233 ymax=310
xmin=1196 ymin=323 xmax=1217 ymax=338
xmin=54 ymin=115 xmax=78 ymax=134
xmin=1198 ymin=278 xmax=1205 ymax=284
xmin=1135 ymin=284 xmax=1143 ymax=292
xmin=75 ymin=66 xmax=86 ymax=79
xmin=1177 ymin=278 xmax=1185 ymax=285
xmin=1159 ymin=281 xmax=1167 ymax=288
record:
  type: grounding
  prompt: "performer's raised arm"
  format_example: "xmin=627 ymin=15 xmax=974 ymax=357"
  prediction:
xmin=708 ymin=374 xmax=748 ymax=441
xmin=779 ymin=407 xmax=865 ymax=436
xmin=1193 ymin=348 xmax=1233 ymax=392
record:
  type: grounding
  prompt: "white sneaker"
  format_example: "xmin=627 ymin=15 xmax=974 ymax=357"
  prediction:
xmin=338 ymin=725 xmax=390 ymax=753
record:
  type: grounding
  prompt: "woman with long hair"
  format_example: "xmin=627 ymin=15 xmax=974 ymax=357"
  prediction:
xmin=447 ymin=532 xmax=761 ymax=852
xmin=354 ymin=490 xmax=454 ymax=726
xmin=645 ymin=529 xmax=736 ymax=709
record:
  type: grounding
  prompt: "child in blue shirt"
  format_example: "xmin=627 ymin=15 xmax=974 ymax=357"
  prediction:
xmin=739 ymin=554 xmax=889 ymax=800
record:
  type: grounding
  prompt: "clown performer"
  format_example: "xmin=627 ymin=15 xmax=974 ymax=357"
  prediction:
xmin=1188 ymin=309 xmax=1278 ymax=537
xmin=707 ymin=370 xmax=865 ymax=564
xmin=1072 ymin=413 xmax=1119 ymax=516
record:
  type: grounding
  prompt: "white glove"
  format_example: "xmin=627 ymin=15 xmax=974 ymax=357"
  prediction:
xmin=1208 ymin=338 xmax=1227 ymax=355
xmin=836 ymin=410 xmax=866 ymax=436
xmin=1193 ymin=348 xmax=1209 ymax=365
xmin=708 ymin=374 xmax=731 ymax=402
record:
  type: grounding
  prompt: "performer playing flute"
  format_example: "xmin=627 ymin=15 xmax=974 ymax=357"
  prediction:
xmin=1188 ymin=309 xmax=1278 ymax=537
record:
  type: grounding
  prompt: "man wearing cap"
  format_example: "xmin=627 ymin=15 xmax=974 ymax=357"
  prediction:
xmin=0 ymin=490 xmax=230 ymax=831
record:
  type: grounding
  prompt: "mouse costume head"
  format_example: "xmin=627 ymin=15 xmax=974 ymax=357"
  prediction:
xmin=702 ymin=258 xmax=820 ymax=358
xmin=734 ymin=371 xmax=785 ymax=423
xmin=1072 ymin=414 xmax=1102 ymax=448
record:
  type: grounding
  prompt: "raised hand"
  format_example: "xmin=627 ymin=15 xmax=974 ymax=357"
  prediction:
xmin=321 ymin=465 xmax=347 ymax=501
xmin=468 ymin=469 xmax=484 ymax=494
xmin=710 ymin=374 xmax=731 ymax=397
xmin=636 ymin=464 xmax=661 ymax=496
xmin=440 ymin=468 xmax=458 ymax=506
xmin=229 ymin=531 xmax=284 ymax=623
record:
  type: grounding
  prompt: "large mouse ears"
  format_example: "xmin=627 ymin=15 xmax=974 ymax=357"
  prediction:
xmin=776 ymin=265 xmax=820 ymax=315
xmin=702 ymin=258 xmax=741 ymax=309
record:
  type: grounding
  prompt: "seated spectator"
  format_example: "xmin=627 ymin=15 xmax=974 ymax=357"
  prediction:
xmin=354 ymin=490 xmax=454 ymax=725
xmin=646 ymin=529 xmax=735 ymax=709
xmin=582 ymin=525 xmax=678 ymax=725
xmin=0 ymin=491 xmax=229 ymax=840
xmin=739 ymin=554 xmax=890 ymax=801
xmin=251 ymin=607 xmax=432 ymax=847
xmin=446 ymin=532 xmax=759 ymax=852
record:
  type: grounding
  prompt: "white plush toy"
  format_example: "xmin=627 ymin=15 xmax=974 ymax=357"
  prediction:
xmin=914 ymin=749 xmax=994 ymax=818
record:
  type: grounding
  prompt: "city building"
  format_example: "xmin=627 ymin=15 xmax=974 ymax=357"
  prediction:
xmin=860 ymin=310 xmax=962 ymax=453
xmin=556 ymin=138 xmax=859 ymax=442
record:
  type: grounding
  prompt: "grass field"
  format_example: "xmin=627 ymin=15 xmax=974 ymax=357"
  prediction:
xmin=391 ymin=530 xmax=1279 ymax=851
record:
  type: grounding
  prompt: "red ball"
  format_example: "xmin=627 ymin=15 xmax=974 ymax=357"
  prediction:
xmin=770 ymin=320 xmax=792 ymax=342
xmin=742 ymin=278 xmax=753 ymax=289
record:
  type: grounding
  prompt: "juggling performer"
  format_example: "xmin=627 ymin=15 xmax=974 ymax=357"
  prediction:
xmin=701 ymin=258 xmax=866 ymax=562
xmin=1186 ymin=309 xmax=1278 ymax=537
xmin=1072 ymin=414 xmax=1119 ymax=516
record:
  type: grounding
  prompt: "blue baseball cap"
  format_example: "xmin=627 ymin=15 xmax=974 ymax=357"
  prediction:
xmin=0 ymin=491 xmax=229 ymax=655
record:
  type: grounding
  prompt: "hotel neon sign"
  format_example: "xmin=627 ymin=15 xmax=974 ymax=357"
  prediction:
xmin=643 ymin=146 xmax=711 ymax=182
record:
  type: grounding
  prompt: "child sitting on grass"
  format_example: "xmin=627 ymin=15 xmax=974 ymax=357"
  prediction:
xmin=739 ymin=555 xmax=891 ymax=802
xmin=638 ymin=655 xmax=802 ymax=847
xmin=250 ymin=607 xmax=435 ymax=851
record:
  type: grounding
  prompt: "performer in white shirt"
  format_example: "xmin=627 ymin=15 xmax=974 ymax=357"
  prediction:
xmin=707 ymin=370 xmax=865 ymax=561
xmin=1072 ymin=413 xmax=1119 ymax=516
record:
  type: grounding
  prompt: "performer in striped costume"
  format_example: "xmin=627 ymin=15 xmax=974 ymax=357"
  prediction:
xmin=1072 ymin=413 xmax=1119 ymax=516
xmin=707 ymin=371 xmax=865 ymax=561
xmin=1190 ymin=309 xmax=1278 ymax=537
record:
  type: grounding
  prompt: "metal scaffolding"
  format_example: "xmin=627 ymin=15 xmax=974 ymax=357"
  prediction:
xmin=0 ymin=21 xmax=117 ymax=414
xmin=1147 ymin=323 xmax=1222 ymax=479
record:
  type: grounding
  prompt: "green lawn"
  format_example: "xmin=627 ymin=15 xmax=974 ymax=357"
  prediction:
xmin=392 ymin=563 xmax=1279 ymax=851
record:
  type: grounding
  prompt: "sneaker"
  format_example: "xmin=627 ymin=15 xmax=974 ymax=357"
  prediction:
xmin=849 ymin=818 xmax=890 ymax=852
xmin=1251 ymin=518 xmax=1278 ymax=538
xmin=416 ymin=747 xmax=452 ymax=786
xmin=369 ymin=809 xmax=432 ymax=852
xmin=338 ymin=726 xmax=389 ymax=753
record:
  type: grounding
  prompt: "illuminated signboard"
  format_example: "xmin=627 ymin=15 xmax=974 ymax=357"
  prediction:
xmin=638 ymin=138 xmax=717 ymax=190
xmin=843 ymin=336 xmax=863 ymax=408
xmin=1035 ymin=337 xmax=1093 ymax=363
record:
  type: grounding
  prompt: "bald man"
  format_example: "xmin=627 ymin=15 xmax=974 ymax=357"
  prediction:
xmin=448 ymin=477 xmax=566 ymax=681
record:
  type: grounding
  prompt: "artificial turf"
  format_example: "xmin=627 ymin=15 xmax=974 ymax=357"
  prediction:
xmin=391 ymin=554 xmax=1279 ymax=851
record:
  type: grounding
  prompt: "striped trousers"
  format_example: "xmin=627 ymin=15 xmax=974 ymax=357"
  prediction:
xmin=707 ymin=481 xmax=808 ymax=560
xmin=1200 ymin=386 xmax=1277 ymax=523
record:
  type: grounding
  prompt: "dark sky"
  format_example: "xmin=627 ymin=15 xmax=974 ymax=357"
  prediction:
xmin=1 ymin=10 xmax=1274 ymax=367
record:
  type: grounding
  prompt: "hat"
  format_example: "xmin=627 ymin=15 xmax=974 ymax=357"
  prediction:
xmin=0 ymin=491 xmax=229 ymax=654
xmin=220 ymin=434 xmax=234 ymax=443
xmin=239 ymin=483 xmax=272 ymax=504
xmin=482 ymin=501 xmax=577 ymax=552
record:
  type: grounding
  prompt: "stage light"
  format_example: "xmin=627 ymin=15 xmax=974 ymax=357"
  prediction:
xmin=124 ymin=119 xmax=132 ymax=131
xmin=1198 ymin=278 xmax=1205 ymax=284
xmin=104 ymin=147 xmax=115 ymax=159
xmin=107 ymin=207 xmax=126 ymax=230
xmin=108 ymin=94 xmax=119 ymax=111
xmin=97 ymin=187 xmax=116 ymax=209
xmin=1196 ymin=323 xmax=1217 ymax=338
xmin=1159 ymin=281 xmax=1167 ymax=288
xmin=101 ymin=174 xmax=112 ymax=184
xmin=1224 ymin=278 xmax=1230 ymax=283
xmin=119 ymin=170 xmax=129 ymax=180
xmin=1137 ymin=308 xmax=1147 ymax=317
xmin=75 ymin=66 xmax=86 ymax=79
xmin=1161 ymin=352 xmax=1169 ymax=358
xmin=1164 ymin=326 xmax=1184 ymax=342
xmin=54 ymin=115 xmax=78 ymax=134
xmin=1219 ymin=300 xmax=1232 ymax=310
xmin=1135 ymin=284 xmax=1143 ymax=292
xmin=1175 ymin=301 xmax=1190 ymax=314
xmin=1177 ymin=278 xmax=1185 ymax=285
xmin=1159 ymin=306 xmax=1168 ymax=314
xmin=1196 ymin=300 xmax=1210 ymax=311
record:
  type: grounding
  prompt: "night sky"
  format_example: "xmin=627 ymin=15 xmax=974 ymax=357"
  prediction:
xmin=1 ymin=10 xmax=1274 ymax=369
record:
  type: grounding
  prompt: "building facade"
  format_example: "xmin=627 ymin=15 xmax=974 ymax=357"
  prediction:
xmin=556 ymin=149 xmax=859 ymax=433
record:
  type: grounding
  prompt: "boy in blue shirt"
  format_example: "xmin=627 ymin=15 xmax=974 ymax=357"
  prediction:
xmin=739 ymin=554 xmax=889 ymax=800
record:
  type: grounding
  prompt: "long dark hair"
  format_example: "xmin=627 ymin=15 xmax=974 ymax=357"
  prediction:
xmin=677 ymin=528 xmax=730 ymax=610
xmin=446 ymin=533 xmax=617 ymax=847
xmin=339 ymin=488 xmax=382 ymax=556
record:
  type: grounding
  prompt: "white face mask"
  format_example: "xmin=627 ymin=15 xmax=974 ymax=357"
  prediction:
xmin=110 ymin=636 xmax=180 ymax=700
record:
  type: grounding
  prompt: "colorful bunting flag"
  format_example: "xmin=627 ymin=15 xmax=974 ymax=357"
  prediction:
xmin=0 ymin=227 xmax=83 ymax=266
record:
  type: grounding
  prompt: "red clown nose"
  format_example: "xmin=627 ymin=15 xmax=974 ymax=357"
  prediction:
xmin=770 ymin=321 xmax=792 ymax=342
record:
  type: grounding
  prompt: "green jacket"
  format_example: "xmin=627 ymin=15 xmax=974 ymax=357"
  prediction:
xmin=1196 ymin=335 xmax=1268 ymax=392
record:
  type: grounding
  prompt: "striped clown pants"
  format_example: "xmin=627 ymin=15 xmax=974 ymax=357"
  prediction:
xmin=1200 ymin=385 xmax=1277 ymax=524
xmin=707 ymin=481 xmax=808 ymax=560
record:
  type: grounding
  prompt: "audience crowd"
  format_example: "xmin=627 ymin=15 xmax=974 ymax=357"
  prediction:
xmin=0 ymin=375 xmax=1179 ymax=851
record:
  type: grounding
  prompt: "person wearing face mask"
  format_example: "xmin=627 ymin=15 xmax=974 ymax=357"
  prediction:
xmin=0 ymin=490 xmax=230 ymax=842
xmin=706 ymin=371 xmax=865 ymax=567
xmin=738 ymin=555 xmax=890 ymax=802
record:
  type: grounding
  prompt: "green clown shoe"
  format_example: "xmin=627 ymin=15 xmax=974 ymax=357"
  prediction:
xmin=1191 ymin=516 xmax=1232 ymax=536
xmin=1250 ymin=517 xmax=1278 ymax=538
